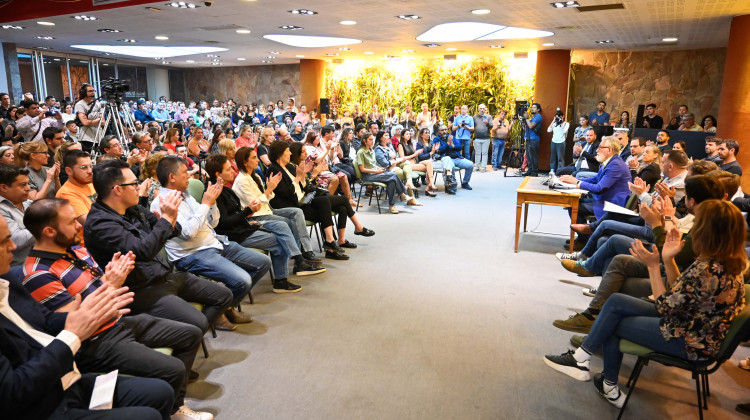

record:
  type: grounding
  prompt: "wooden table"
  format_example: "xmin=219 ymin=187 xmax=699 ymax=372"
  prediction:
xmin=514 ymin=177 xmax=582 ymax=253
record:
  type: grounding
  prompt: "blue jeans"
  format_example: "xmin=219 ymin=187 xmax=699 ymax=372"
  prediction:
xmin=458 ymin=138 xmax=471 ymax=160
xmin=492 ymin=138 xmax=506 ymax=168
xmin=250 ymin=217 xmax=301 ymax=257
xmin=175 ymin=242 xmax=272 ymax=306
xmin=581 ymin=220 xmax=654 ymax=258
xmin=443 ymin=157 xmax=474 ymax=185
xmin=582 ymin=234 xmax=635 ymax=275
xmin=256 ymin=207 xmax=312 ymax=254
xmin=526 ymin=138 xmax=540 ymax=173
xmin=362 ymin=171 xmax=406 ymax=205
xmin=549 ymin=142 xmax=565 ymax=173
xmin=582 ymin=293 xmax=687 ymax=384
xmin=239 ymin=226 xmax=292 ymax=280
xmin=576 ymin=171 xmax=598 ymax=179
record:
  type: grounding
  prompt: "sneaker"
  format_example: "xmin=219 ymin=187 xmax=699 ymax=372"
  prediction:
xmin=293 ymin=261 xmax=326 ymax=276
xmin=172 ymin=405 xmax=214 ymax=420
xmin=561 ymin=259 xmax=595 ymax=277
xmin=389 ymin=205 xmax=400 ymax=214
xmin=272 ymin=279 xmax=302 ymax=293
xmin=461 ymin=183 xmax=473 ymax=190
xmin=582 ymin=288 xmax=597 ymax=297
xmin=593 ymin=374 xmax=627 ymax=408
xmin=543 ymin=350 xmax=591 ymax=381
xmin=555 ymin=251 xmax=581 ymax=261
xmin=569 ymin=334 xmax=587 ymax=349
xmin=553 ymin=313 xmax=595 ymax=334
xmin=738 ymin=357 xmax=750 ymax=371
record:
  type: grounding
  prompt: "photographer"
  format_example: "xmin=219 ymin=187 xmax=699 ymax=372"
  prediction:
xmin=73 ymin=83 xmax=102 ymax=152
xmin=522 ymin=103 xmax=542 ymax=176
xmin=547 ymin=108 xmax=570 ymax=173
xmin=16 ymin=100 xmax=64 ymax=143
xmin=451 ymin=105 xmax=474 ymax=159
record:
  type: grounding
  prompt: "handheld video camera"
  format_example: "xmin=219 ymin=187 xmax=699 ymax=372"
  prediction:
xmin=515 ymin=101 xmax=529 ymax=120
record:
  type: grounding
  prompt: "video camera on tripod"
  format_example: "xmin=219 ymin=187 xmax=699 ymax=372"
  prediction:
xmin=100 ymin=78 xmax=130 ymax=103
xmin=514 ymin=100 xmax=529 ymax=120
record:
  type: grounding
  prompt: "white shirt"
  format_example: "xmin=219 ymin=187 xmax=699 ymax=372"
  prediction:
xmin=0 ymin=279 xmax=81 ymax=390
xmin=232 ymin=172 xmax=274 ymax=216
xmin=150 ymin=187 xmax=225 ymax=261
xmin=74 ymin=99 xmax=102 ymax=144
xmin=16 ymin=115 xmax=63 ymax=142
xmin=638 ymin=170 xmax=687 ymax=206
xmin=547 ymin=121 xmax=570 ymax=144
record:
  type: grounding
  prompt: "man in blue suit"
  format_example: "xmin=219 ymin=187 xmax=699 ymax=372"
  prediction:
xmin=559 ymin=135 xmax=632 ymax=223
xmin=0 ymin=217 xmax=174 ymax=420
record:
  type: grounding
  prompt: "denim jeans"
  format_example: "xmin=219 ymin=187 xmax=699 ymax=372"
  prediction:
xmin=549 ymin=142 xmax=565 ymax=172
xmin=581 ymin=220 xmax=654 ymax=258
xmin=582 ymin=293 xmax=687 ymax=384
xmin=362 ymin=171 xmax=406 ymax=205
xmin=175 ymin=242 xmax=272 ymax=306
xmin=239 ymin=227 xmax=291 ymax=280
xmin=443 ymin=157 xmax=474 ymax=185
xmin=590 ymin=255 xmax=653 ymax=311
xmin=492 ymin=138 xmax=506 ymax=168
xmin=474 ymin=138 xmax=490 ymax=169
xmin=526 ymin=138 xmax=540 ymax=173
xmin=267 ymin=207 xmax=313 ymax=254
xmin=582 ymin=234 xmax=635 ymax=275
xmin=250 ymin=218 xmax=301 ymax=257
xmin=459 ymin=138 xmax=471 ymax=160
xmin=576 ymin=171 xmax=598 ymax=179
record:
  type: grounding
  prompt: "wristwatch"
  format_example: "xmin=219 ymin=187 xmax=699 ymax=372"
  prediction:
xmin=663 ymin=215 xmax=673 ymax=222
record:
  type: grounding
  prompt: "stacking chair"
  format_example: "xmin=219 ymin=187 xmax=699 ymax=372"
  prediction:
xmin=616 ymin=284 xmax=750 ymax=420
xmin=353 ymin=164 xmax=385 ymax=214
xmin=187 ymin=178 xmax=205 ymax=202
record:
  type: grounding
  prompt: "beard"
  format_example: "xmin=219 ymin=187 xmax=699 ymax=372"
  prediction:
xmin=53 ymin=229 xmax=80 ymax=248
xmin=595 ymin=154 xmax=607 ymax=163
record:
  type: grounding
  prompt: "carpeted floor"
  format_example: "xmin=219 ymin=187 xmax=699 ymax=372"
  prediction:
xmin=187 ymin=170 xmax=750 ymax=420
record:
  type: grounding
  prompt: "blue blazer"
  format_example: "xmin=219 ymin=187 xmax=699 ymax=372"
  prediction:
xmin=579 ymin=155 xmax=632 ymax=218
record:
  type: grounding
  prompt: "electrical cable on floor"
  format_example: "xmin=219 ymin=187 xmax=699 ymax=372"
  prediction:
xmin=529 ymin=206 xmax=543 ymax=232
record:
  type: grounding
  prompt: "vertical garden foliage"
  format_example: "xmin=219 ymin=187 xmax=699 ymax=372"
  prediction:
xmin=325 ymin=57 xmax=535 ymax=119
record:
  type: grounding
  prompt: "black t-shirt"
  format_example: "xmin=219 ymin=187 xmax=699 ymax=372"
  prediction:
xmin=643 ymin=115 xmax=663 ymax=129
xmin=721 ymin=160 xmax=743 ymax=176
xmin=257 ymin=143 xmax=270 ymax=158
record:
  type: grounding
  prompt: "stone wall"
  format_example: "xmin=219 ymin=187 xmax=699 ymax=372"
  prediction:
xmin=183 ymin=63 xmax=300 ymax=106
xmin=570 ymin=49 xmax=726 ymax=125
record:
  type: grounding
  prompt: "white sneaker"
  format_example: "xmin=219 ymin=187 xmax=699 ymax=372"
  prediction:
xmin=389 ymin=205 xmax=399 ymax=214
xmin=172 ymin=405 xmax=214 ymax=420
xmin=739 ymin=357 xmax=750 ymax=370
xmin=593 ymin=374 xmax=627 ymax=408
xmin=555 ymin=251 xmax=581 ymax=261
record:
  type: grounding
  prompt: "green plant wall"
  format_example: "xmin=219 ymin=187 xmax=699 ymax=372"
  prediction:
xmin=325 ymin=57 xmax=535 ymax=120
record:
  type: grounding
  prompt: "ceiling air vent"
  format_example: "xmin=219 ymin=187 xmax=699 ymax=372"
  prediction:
xmin=196 ymin=24 xmax=245 ymax=31
xmin=577 ymin=3 xmax=625 ymax=12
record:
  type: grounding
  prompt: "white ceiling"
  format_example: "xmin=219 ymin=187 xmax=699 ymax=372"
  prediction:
xmin=2 ymin=0 xmax=749 ymax=67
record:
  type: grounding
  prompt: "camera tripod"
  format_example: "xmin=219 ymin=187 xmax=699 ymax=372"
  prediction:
xmin=504 ymin=118 xmax=528 ymax=178
xmin=91 ymin=100 xmax=137 ymax=158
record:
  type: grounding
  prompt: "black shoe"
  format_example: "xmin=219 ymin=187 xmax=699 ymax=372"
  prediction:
xmin=293 ymin=261 xmax=326 ymax=276
xmin=189 ymin=370 xmax=199 ymax=383
xmin=304 ymin=258 xmax=323 ymax=267
xmin=272 ymin=278 xmax=302 ymax=293
xmin=323 ymin=240 xmax=343 ymax=252
xmin=325 ymin=249 xmax=350 ymax=260
xmin=461 ymin=183 xmax=472 ymax=190
xmin=338 ymin=240 xmax=357 ymax=249
xmin=354 ymin=227 xmax=375 ymax=237
xmin=425 ymin=189 xmax=437 ymax=197
xmin=737 ymin=403 xmax=750 ymax=416
xmin=302 ymin=251 xmax=322 ymax=263
xmin=593 ymin=373 xmax=626 ymax=408
xmin=543 ymin=350 xmax=591 ymax=381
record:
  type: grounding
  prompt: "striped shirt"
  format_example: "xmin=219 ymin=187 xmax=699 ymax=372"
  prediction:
xmin=22 ymin=246 xmax=117 ymax=335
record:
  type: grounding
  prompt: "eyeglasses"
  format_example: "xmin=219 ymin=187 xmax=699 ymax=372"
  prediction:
xmin=115 ymin=181 xmax=138 ymax=189
xmin=75 ymin=165 xmax=92 ymax=170
xmin=597 ymin=146 xmax=611 ymax=150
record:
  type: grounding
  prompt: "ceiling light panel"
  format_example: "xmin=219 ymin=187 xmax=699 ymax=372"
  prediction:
xmin=417 ymin=22 xmax=508 ymax=42
xmin=472 ymin=9 xmax=491 ymax=15
xmin=98 ymin=29 xmax=122 ymax=33
xmin=167 ymin=2 xmax=198 ymax=8
xmin=279 ymin=25 xmax=304 ymax=30
xmin=2 ymin=25 xmax=25 ymax=30
xmin=263 ymin=34 xmax=361 ymax=48
xmin=73 ymin=15 xmax=98 ymax=21
xmin=476 ymin=27 xmax=554 ymax=40
xmin=35 ymin=36 xmax=55 ymax=40
xmin=70 ymin=45 xmax=228 ymax=58
xmin=288 ymin=9 xmax=317 ymax=15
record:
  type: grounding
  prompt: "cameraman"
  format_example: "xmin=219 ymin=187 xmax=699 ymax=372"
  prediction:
xmin=522 ymin=103 xmax=542 ymax=176
xmin=74 ymin=83 xmax=102 ymax=152
xmin=451 ymin=105 xmax=474 ymax=159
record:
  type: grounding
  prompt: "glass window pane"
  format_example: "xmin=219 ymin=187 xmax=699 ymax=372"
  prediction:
xmin=116 ymin=65 xmax=148 ymax=101
xmin=17 ymin=53 xmax=36 ymax=99
xmin=66 ymin=59 xmax=91 ymax=102
xmin=40 ymin=54 xmax=67 ymax=104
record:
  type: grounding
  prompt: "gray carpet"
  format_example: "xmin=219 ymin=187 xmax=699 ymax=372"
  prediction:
xmin=187 ymin=170 xmax=750 ymax=419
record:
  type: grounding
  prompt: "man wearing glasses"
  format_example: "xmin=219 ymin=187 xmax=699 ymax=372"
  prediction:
xmin=56 ymin=151 xmax=97 ymax=244
xmin=74 ymin=84 xmax=102 ymax=153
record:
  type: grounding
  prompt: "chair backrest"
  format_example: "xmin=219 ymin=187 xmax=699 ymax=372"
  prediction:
xmin=715 ymin=284 xmax=750 ymax=363
xmin=624 ymin=193 xmax=638 ymax=210
xmin=187 ymin=178 xmax=205 ymax=202
xmin=353 ymin=159 xmax=363 ymax=180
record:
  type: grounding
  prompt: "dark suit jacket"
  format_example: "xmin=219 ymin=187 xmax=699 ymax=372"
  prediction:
xmin=579 ymin=155 xmax=632 ymax=219
xmin=0 ymin=267 xmax=75 ymax=419
xmin=575 ymin=140 xmax=601 ymax=173
xmin=267 ymin=162 xmax=303 ymax=210
xmin=634 ymin=162 xmax=662 ymax=190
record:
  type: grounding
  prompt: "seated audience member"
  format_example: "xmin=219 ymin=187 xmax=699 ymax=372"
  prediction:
xmin=84 ymin=159 xmax=234 ymax=332
xmin=399 ymin=128 xmax=437 ymax=197
xmin=162 ymin=127 xmax=181 ymax=153
xmin=678 ymin=112 xmax=703 ymax=131
xmin=21 ymin=198 xmax=210 ymax=420
xmin=432 ymin=125 xmax=474 ymax=192
xmin=140 ymin=153 xmax=165 ymax=206
xmin=232 ymin=146 xmax=323 ymax=263
xmin=614 ymin=132 xmax=631 ymax=162
xmin=18 ymin=141 xmax=60 ymax=200
xmin=656 ymin=130 xmax=671 ymax=153
xmin=187 ymin=127 xmax=209 ymax=158
xmin=588 ymin=101 xmax=610 ymax=126
xmin=64 ymin=120 xmax=78 ymax=142
xmin=54 ymin=141 xmax=82 ymax=185
xmin=545 ymin=199 xmax=746 ymax=410
xmin=0 ymin=164 xmax=34 ymax=265
xmin=629 ymin=143 xmax=661 ymax=189
xmin=556 ymin=128 xmax=600 ymax=178
xmin=256 ymin=127 xmax=275 ymax=169
xmin=235 ymin=124 xmax=255 ymax=150
xmin=175 ymin=144 xmax=201 ymax=178
xmin=0 ymin=216 xmax=174 ymax=420
xmin=703 ymin=136 xmax=722 ymax=163
xmin=558 ymin=135 xmax=631 ymax=223
xmin=554 ymin=174 xmax=726 ymax=333
xmin=321 ymin=125 xmax=357 ymax=192
xmin=356 ymin=132 xmax=410 ymax=213
xmin=672 ymin=140 xmax=687 ymax=152
xmin=701 ymin=115 xmax=717 ymax=133
xmin=0 ymin=146 xmax=13 ymax=165
xmin=629 ymin=149 xmax=689 ymax=207
xmin=42 ymin=126 xmax=64 ymax=166
xmin=302 ymin=131 xmax=343 ymax=195
xmin=290 ymin=122 xmax=305 ymax=142
xmin=337 ymin=127 xmax=357 ymax=175
xmin=151 ymin=156 xmax=271 ymax=318
xmin=277 ymin=126 xmax=293 ymax=143
xmin=56 ymin=150 xmax=96 ymax=234
xmin=718 ymin=139 xmax=742 ymax=176
xmin=206 ymin=155 xmax=322 ymax=284
xmin=641 ymin=103 xmax=663 ymax=129
xmin=666 ymin=104 xmax=688 ymax=130
xmin=374 ymin=130 xmax=420 ymax=198
xmin=217 ymin=139 xmax=238 ymax=187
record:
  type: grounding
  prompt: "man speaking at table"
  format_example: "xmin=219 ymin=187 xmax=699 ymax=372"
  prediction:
xmin=557 ymin=135 xmax=631 ymax=228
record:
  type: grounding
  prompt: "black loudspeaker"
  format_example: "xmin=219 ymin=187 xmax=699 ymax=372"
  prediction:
xmin=635 ymin=104 xmax=646 ymax=128
xmin=320 ymin=98 xmax=330 ymax=114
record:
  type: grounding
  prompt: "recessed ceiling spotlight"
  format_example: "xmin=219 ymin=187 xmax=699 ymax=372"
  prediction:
xmin=296 ymin=54 xmax=305 ymax=58
xmin=34 ymin=46 xmax=51 ymax=50
xmin=153 ymin=57 xmax=164 ymax=60
xmin=396 ymin=14 xmax=420 ymax=20
xmin=279 ymin=25 xmax=304 ymax=30
xmin=338 ymin=47 xmax=351 ymax=51
xmin=662 ymin=37 xmax=678 ymax=42
xmin=186 ymin=60 xmax=195 ymax=63
xmin=98 ymin=29 xmax=122 ymax=33
xmin=263 ymin=56 xmax=275 ymax=58
xmin=326 ymin=53 xmax=340 ymax=56
xmin=550 ymin=1 xmax=579 ymax=7
xmin=236 ymin=29 xmax=251 ymax=34
xmin=53 ymin=58 xmax=61 ymax=61
xmin=79 ymin=60 xmax=88 ymax=63
xmin=402 ymin=49 xmax=414 ymax=53
xmin=261 ymin=60 xmax=274 ymax=63
xmin=490 ymin=45 xmax=504 ymax=48
xmin=212 ymin=62 xmax=222 ymax=65
xmin=118 ymin=39 xmax=137 ymax=43
xmin=1 ymin=25 xmax=25 ymax=30
xmin=155 ymin=35 xmax=169 ymax=40
xmin=161 ymin=61 xmax=172 ymax=64
xmin=288 ymin=9 xmax=317 ymax=15
xmin=35 ymin=36 xmax=55 ymax=40
xmin=167 ymin=2 xmax=198 ymax=8
xmin=446 ymin=47 xmax=457 ymax=51
xmin=340 ymin=20 xmax=357 ymax=25
xmin=423 ymin=43 xmax=440 ymax=48
xmin=542 ymin=42 xmax=555 ymax=46
xmin=267 ymin=51 xmax=280 ymax=54
xmin=237 ymin=58 xmax=246 ymax=61
xmin=595 ymin=40 xmax=614 ymax=44
xmin=472 ymin=9 xmax=491 ymax=15
xmin=207 ymin=54 xmax=219 ymax=57
xmin=37 ymin=21 xmax=55 ymax=26
xmin=364 ymin=51 xmax=374 ymax=54
xmin=73 ymin=15 xmax=98 ymax=21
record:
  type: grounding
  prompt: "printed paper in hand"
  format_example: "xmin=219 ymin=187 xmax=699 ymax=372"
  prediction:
xmin=89 ymin=370 xmax=118 ymax=410
xmin=603 ymin=201 xmax=638 ymax=216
